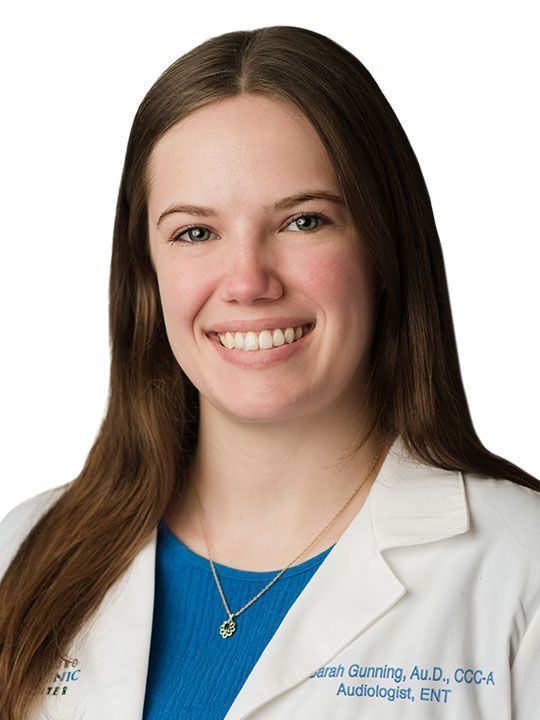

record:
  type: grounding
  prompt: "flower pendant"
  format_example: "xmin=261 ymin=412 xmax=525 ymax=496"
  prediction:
xmin=219 ymin=615 xmax=236 ymax=638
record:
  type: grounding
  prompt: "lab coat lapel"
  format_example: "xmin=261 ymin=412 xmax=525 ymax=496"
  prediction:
xmin=72 ymin=525 xmax=157 ymax=719
xmin=223 ymin=435 xmax=470 ymax=720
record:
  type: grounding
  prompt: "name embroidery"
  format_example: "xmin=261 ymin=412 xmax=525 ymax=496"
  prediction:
xmin=309 ymin=663 xmax=496 ymax=706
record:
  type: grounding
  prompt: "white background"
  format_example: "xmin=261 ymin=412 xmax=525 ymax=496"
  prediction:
xmin=1 ymin=1 xmax=538 ymax=519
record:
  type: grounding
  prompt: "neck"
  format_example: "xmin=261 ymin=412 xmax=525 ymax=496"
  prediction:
xmin=165 ymin=399 xmax=390 ymax=571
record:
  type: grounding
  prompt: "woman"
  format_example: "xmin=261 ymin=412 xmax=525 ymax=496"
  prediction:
xmin=0 ymin=25 xmax=538 ymax=720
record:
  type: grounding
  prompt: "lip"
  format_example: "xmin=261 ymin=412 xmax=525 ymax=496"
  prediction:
xmin=206 ymin=323 xmax=316 ymax=368
xmin=205 ymin=317 xmax=315 ymax=333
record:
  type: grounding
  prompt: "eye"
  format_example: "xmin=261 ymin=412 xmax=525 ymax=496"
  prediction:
xmin=286 ymin=212 xmax=332 ymax=233
xmin=168 ymin=212 xmax=333 ymax=245
xmin=170 ymin=225 xmax=214 ymax=244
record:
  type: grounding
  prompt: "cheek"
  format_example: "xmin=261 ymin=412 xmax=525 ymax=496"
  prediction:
xmin=156 ymin=264 xmax=207 ymax=323
xmin=303 ymin=251 xmax=368 ymax=304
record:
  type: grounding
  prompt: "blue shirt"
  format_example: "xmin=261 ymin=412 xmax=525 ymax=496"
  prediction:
xmin=142 ymin=518 xmax=336 ymax=719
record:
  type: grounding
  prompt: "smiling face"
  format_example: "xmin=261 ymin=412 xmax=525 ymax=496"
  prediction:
xmin=146 ymin=93 xmax=378 ymax=425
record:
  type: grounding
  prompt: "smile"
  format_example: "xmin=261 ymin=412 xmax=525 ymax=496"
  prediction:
xmin=212 ymin=323 xmax=315 ymax=351
xmin=206 ymin=322 xmax=316 ymax=368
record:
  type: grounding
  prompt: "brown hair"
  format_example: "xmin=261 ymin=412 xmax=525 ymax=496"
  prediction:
xmin=1 ymin=25 xmax=537 ymax=719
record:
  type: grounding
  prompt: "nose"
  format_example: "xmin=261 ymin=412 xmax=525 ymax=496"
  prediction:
xmin=218 ymin=236 xmax=284 ymax=304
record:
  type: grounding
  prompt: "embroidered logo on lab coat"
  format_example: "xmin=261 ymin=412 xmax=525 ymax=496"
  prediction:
xmin=44 ymin=657 xmax=81 ymax=697
xmin=309 ymin=662 xmax=496 ymax=707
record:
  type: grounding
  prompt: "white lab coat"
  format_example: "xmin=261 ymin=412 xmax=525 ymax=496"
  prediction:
xmin=1 ymin=435 xmax=539 ymax=719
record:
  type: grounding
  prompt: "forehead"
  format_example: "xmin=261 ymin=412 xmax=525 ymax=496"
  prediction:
xmin=146 ymin=94 xmax=341 ymax=216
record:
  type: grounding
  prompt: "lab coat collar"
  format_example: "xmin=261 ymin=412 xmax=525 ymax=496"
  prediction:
xmin=70 ymin=433 xmax=470 ymax=720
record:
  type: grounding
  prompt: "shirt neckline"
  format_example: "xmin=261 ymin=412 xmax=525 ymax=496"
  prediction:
xmin=158 ymin=518 xmax=336 ymax=581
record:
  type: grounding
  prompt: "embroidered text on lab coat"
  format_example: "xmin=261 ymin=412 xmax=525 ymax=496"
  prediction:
xmin=309 ymin=662 xmax=496 ymax=706
xmin=45 ymin=657 xmax=81 ymax=697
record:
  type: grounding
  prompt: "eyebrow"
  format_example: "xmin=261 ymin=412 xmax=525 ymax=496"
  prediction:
xmin=156 ymin=189 xmax=347 ymax=228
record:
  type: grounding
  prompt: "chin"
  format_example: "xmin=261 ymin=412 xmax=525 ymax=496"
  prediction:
xmin=211 ymin=395 xmax=309 ymax=424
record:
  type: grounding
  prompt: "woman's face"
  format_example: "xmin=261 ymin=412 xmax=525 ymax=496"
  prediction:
xmin=147 ymin=94 xmax=378 ymax=424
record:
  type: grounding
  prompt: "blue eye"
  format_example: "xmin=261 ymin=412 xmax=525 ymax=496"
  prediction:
xmin=169 ymin=212 xmax=332 ymax=245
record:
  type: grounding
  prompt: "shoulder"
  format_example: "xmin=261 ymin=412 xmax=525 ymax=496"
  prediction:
xmin=463 ymin=472 xmax=540 ymax=615
xmin=0 ymin=483 xmax=71 ymax=580
xmin=463 ymin=472 xmax=540 ymax=554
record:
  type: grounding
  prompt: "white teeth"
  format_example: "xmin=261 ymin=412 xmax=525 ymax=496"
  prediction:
xmin=217 ymin=324 xmax=311 ymax=351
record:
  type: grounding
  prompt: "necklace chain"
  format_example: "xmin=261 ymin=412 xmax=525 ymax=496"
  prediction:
xmin=192 ymin=443 xmax=384 ymax=638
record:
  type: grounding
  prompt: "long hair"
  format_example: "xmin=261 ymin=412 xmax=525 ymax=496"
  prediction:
xmin=1 ymin=25 xmax=537 ymax=719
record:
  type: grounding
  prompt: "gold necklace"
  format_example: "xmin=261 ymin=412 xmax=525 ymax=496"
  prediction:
xmin=192 ymin=444 xmax=384 ymax=638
